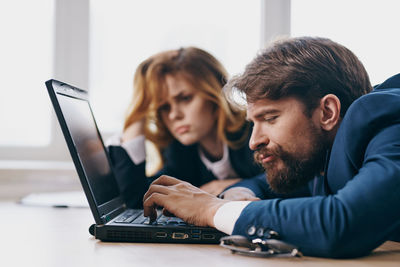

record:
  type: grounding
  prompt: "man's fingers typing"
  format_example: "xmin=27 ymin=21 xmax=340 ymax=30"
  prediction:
xmin=143 ymin=193 xmax=165 ymax=222
xmin=162 ymin=209 xmax=175 ymax=217
xmin=143 ymin=184 xmax=172 ymax=202
xmin=151 ymin=175 xmax=183 ymax=186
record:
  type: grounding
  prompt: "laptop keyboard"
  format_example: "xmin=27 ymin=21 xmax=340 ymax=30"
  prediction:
xmin=114 ymin=209 xmax=188 ymax=226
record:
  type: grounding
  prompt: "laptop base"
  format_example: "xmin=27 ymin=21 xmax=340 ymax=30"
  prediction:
xmin=93 ymin=224 xmax=224 ymax=244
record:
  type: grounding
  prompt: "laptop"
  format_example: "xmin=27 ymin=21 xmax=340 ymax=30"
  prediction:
xmin=45 ymin=79 xmax=225 ymax=244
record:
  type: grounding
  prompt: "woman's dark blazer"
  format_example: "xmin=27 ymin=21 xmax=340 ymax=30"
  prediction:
xmin=108 ymin=123 xmax=263 ymax=208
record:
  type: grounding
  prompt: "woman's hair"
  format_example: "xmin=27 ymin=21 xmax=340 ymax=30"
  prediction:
xmin=225 ymin=36 xmax=372 ymax=117
xmin=124 ymin=47 xmax=248 ymax=161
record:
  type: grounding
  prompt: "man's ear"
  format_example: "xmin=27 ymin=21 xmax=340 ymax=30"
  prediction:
xmin=318 ymin=94 xmax=341 ymax=131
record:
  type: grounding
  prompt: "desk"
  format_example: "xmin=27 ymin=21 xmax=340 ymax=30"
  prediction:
xmin=1 ymin=202 xmax=399 ymax=267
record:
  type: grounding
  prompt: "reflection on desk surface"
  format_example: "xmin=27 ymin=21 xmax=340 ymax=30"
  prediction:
xmin=19 ymin=190 xmax=88 ymax=208
xmin=1 ymin=202 xmax=399 ymax=267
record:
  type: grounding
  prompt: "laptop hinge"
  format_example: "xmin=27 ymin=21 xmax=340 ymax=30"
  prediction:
xmin=101 ymin=204 xmax=126 ymax=224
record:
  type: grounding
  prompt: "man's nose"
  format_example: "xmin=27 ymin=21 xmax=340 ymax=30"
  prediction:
xmin=249 ymin=126 xmax=269 ymax=150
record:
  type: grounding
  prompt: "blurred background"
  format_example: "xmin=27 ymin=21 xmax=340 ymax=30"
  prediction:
xmin=1 ymin=0 xmax=399 ymax=200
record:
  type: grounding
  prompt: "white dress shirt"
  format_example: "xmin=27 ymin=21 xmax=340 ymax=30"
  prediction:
xmin=213 ymin=201 xmax=251 ymax=234
xmin=198 ymin=143 xmax=239 ymax=180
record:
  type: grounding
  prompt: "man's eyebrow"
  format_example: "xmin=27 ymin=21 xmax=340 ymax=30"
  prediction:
xmin=246 ymin=109 xmax=280 ymax=121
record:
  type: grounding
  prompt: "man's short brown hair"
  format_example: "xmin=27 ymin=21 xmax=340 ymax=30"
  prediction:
xmin=226 ymin=37 xmax=372 ymax=117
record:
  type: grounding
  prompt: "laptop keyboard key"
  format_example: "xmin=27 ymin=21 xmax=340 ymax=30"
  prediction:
xmin=114 ymin=210 xmax=142 ymax=223
xmin=124 ymin=214 xmax=139 ymax=223
xmin=132 ymin=214 xmax=149 ymax=224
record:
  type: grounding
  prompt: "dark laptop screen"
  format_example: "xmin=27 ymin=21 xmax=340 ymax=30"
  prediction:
xmin=57 ymin=93 xmax=120 ymax=206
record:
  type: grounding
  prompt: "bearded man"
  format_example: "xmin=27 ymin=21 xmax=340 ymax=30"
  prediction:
xmin=142 ymin=37 xmax=400 ymax=258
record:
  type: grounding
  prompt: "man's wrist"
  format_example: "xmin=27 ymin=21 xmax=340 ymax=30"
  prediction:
xmin=205 ymin=199 xmax=229 ymax=228
xmin=213 ymin=201 xmax=251 ymax=235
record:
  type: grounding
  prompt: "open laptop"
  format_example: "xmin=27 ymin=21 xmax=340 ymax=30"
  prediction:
xmin=45 ymin=79 xmax=225 ymax=244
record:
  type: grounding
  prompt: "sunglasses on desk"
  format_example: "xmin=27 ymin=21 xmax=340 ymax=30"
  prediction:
xmin=220 ymin=234 xmax=302 ymax=258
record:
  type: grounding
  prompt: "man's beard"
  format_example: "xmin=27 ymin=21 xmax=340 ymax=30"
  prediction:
xmin=254 ymin=126 xmax=328 ymax=194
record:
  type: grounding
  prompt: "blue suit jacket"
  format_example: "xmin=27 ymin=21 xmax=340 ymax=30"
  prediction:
xmin=108 ymin=123 xmax=263 ymax=208
xmin=232 ymin=74 xmax=400 ymax=258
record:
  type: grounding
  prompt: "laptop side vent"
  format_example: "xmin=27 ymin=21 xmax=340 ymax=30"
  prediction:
xmin=106 ymin=230 xmax=152 ymax=241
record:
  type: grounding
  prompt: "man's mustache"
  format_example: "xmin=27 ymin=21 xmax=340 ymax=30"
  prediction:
xmin=253 ymin=145 xmax=279 ymax=163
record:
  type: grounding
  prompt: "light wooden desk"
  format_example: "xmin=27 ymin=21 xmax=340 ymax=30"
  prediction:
xmin=1 ymin=202 xmax=399 ymax=267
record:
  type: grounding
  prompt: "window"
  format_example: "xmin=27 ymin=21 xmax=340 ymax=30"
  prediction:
xmin=0 ymin=0 xmax=281 ymax=163
xmin=291 ymin=0 xmax=400 ymax=85
xmin=89 ymin=0 xmax=261 ymax=133
xmin=0 ymin=0 xmax=54 ymax=147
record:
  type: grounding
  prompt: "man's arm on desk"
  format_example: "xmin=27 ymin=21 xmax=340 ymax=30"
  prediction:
xmin=144 ymin=160 xmax=400 ymax=259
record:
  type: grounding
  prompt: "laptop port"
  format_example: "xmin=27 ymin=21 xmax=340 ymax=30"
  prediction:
xmin=155 ymin=232 xmax=167 ymax=238
xmin=191 ymin=234 xmax=201 ymax=239
xmin=172 ymin=232 xmax=189 ymax=239
xmin=202 ymin=234 xmax=215 ymax=240
xmin=191 ymin=229 xmax=201 ymax=234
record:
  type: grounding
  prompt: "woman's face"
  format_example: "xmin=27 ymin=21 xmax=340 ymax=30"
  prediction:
xmin=158 ymin=74 xmax=218 ymax=146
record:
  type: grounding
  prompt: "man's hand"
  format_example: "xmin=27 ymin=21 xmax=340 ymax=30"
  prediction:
xmin=220 ymin=187 xmax=260 ymax=201
xmin=143 ymin=175 xmax=228 ymax=227
xmin=199 ymin=178 xmax=242 ymax=196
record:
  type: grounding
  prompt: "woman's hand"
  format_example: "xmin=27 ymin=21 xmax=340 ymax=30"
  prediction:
xmin=122 ymin=119 xmax=145 ymax=143
xmin=199 ymin=178 xmax=242 ymax=196
xmin=219 ymin=187 xmax=260 ymax=201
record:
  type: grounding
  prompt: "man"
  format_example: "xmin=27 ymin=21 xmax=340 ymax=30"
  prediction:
xmin=142 ymin=37 xmax=400 ymax=258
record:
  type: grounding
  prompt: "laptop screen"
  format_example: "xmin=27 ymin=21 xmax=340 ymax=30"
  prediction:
xmin=57 ymin=93 xmax=120 ymax=206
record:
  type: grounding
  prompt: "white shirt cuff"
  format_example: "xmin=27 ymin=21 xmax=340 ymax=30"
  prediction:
xmin=213 ymin=201 xmax=251 ymax=235
xmin=106 ymin=134 xmax=146 ymax=165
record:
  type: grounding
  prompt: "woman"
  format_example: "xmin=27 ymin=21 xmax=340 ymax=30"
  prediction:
xmin=107 ymin=47 xmax=263 ymax=208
